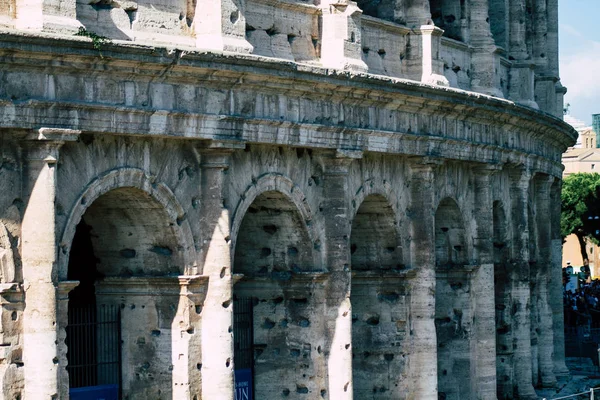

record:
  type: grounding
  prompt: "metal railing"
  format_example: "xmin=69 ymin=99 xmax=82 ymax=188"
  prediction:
xmin=542 ymin=387 xmax=600 ymax=399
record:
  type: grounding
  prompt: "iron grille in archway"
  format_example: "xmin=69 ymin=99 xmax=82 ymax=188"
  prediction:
xmin=66 ymin=304 xmax=121 ymax=397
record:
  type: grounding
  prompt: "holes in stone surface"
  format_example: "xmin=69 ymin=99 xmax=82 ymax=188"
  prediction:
xmin=265 ymin=26 xmax=278 ymax=36
xmin=321 ymin=389 xmax=327 ymax=397
xmin=291 ymin=349 xmax=301 ymax=357
xmin=296 ymin=385 xmax=308 ymax=394
xmin=262 ymin=318 xmax=276 ymax=329
xmin=297 ymin=318 xmax=310 ymax=327
xmin=230 ymin=10 xmax=239 ymax=24
xmin=363 ymin=47 xmax=369 ymax=54
xmin=344 ymin=382 xmax=349 ymax=392
xmin=288 ymin=34 xmax=296 ymax=44
xmin=225 ymin=358 xmax=230 ymax=367
xmin=280 ymin=319 xmax=288 ymax=328
xmin=151 ymin=330 xmax=161 ymax=336
xmin=282 ymin=388 xmax=290 ymax=396
xmin=377 ymin=49 xmax=386 ymax=56
xmin=292 ymin=297 xmax=308 ymax=304
xmin=220 ymin=267 xmax=226 ymax=278
xmin=366 ymin=315 xmax=380 ymax=326
xmin=222 ymin=300 xmax=231 ymax=308
xmin=384 ymin=353 xmax=394 ymax=361
xmin=119 ymin=248 xmax=136 ymax=258
xmin=262 ymin=224 xmax=278 ymax=235
xmin=11 ymin=311 xmax=17 ymax=321
xmin=149 ymin=245 xmax=172 ymax=256
xmin=350 ymin=31 xmax=355 ymax=43
xmin=246 ymin=24 xmax=255 ymax=32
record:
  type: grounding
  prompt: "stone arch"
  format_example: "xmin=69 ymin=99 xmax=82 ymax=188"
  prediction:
xmin=349 ymin=189 xmax=407 ymax=398
xmin=58 ymin=167 xmax=196 ymax=280
xmin=58 ymin=168 xmax=198 ymax=399
xmin=434 ymin=196 xmax=472 ymax=400
xmin=434 ymin=197 xmax=467 ymax=268
xmin=350 ymin=178 xmax=404 ymax=271
xmin=429 ymin=0 xmax=468 ymax=41
xmin=230 ymin=173 xmax=320 ymax=271
xmin=493 ymin=200 xmax=514 ymax=399
xmin=231 ymin=173 xmax=322 ymax=397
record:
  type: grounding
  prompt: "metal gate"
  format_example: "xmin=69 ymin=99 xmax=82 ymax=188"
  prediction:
xmin=66 ymin=304 xmax=121 ymax=400
xmin=234 ymin=297 xmax=254 ymax=400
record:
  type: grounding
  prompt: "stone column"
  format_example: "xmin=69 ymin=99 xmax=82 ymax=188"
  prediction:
xmin=471 ymin=167 xmax=498 ymax=398
xmin=319 ymin=149 xmax=360 ymax=400
xmin=56 ymin=280 xmax=79 ymax=400
xmin=404 ymin=0 xmax=431 ymax=27
xmin=419 ymin=25 xmax=450 ymax=87
xmin=173 ymin=276 xmax=208 ymax=400
xmin=508 ymin=0 xmax=538 ymax=108
xmin=406 ymin=160 xmax=437 ymax=400
xmin=194 ymin=0 xmax=253 ymax=53
xmin=549 ymin=179 xmax=569 ymax=377
xmin=508 ymin=167 xmax=537 ymax=399
xmin=546 ymin=0 xmax=559 ymax=77
xmin=319 ymin=1 xmax=368 ymax=72
xmin=198 ymin=142 xmax=241 ymax=400
xmin=533 ymin=175 xmax=557 ymax=388
xmin=20 ymin=128 xmax=79 ymax=400
xmin=470 ymin=0 xmax=504 ymax=97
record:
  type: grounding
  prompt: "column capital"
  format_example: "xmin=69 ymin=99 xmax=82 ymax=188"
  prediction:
xmin=21 ymin=128 xmax=81 ymax=162
xmin=196 ymin=140 xmax=245 ymax=168
xmin=408 ymin=156 xmax=443 ymax=174
xmin=56 ymin=280 xmax=79 ymax=300
xmin=317 ymin=148 xmax=362 ymax=175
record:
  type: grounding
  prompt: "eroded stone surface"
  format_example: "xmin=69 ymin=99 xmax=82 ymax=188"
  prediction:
xmin=0 ymin=0 xmax=576 ymax=399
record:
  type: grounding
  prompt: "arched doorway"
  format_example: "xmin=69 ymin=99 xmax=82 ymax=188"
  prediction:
xmin=65 ymin=187 xmax=184 ymax=399
xmin=350 ymin=194 xmax=406 ymax=398
xmin=434 ymin=197 xmax=471 ymax=400
xmin=493 ymin=201 xmax=513 ymax=399
xmin=232 ymin=190 xmax=317 ymax=398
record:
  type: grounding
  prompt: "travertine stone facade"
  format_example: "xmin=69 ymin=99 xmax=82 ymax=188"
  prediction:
xmin=0 ymin=0 xmax=575 ymax=399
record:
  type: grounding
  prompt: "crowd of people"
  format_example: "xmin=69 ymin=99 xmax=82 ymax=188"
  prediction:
xmin=563 ymin=264 xmax=600 ymax=327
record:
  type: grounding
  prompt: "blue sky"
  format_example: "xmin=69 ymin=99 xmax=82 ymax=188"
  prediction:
xmin=559 ymin=0 xmax=600 ymax=125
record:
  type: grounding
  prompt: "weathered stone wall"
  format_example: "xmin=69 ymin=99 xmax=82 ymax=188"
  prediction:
xmin=0 ymin=0 xmax=577 ymax=398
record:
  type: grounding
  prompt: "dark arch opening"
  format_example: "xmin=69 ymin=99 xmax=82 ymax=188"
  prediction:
xmin=350 ymin=194 xmax=405 ymax=398
xmin=434 ymin=197 xmax=471 ymax=400
xmin=233 ymin=190 xmax=317 ymax=398
xmin=66 ymin=187 xmax=182 ymax=398
xmin=429 ymin=0 xmax=467 ymax=41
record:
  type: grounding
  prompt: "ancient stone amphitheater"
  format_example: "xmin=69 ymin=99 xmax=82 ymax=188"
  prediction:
xmin=0 ymin=0 xmax=577 ymax=399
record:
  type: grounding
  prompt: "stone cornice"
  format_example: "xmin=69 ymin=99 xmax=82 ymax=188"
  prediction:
xmin=0 ymin=30 xmax=576 ymax=175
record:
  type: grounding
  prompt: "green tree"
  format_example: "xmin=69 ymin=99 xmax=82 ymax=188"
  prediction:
xmin=561 ymin=172 xmax=600 ymax=265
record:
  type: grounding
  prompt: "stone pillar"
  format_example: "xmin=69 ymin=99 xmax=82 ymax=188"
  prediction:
xmin=471 ymin=167 xmax=498 ymax=398
xmin=418 ymin=25 xmax=450 ymax=87
xmin=406 ymin=160 xmax=437 ymax=400
xmin=320 ymin=1 xmax=368 ymax=72
xmin=546 ymin=0 xmax=559 ymax=77
xmin=470 ymin=0 xmax=504 ymax=97
xmin=20 ymin=128 xmax=79 ymax=400
xmin=549 ymin=179 xmax=569 ymax=377
xmin=0 ymin=283 xmax=25 ymax=400
xmin=508 ymin=0 xmax=527 ymax=60
xmin=404 ymin=0 xmax=431 ymax=27
xmin=319 ymin=149 xmax=360 ymax=400
xmin=14 ymin=0 xmax=80 ymax=33
xmin=195 ymin=0 xmax=253 ymax=53
xmin=533 ymin=175 xmax=557 ymax=388
xmin=172 ymin=276 xmax=208 ymax=400
xmin=508 ymin=167 xmax=537 ymax=399
xmin=508 ymin=0 xmax=538 ymax=108
xmin=56 ymin=280 xmax=79 ymax=400
xmin=198 ymin=142 xmax=240 ymax=400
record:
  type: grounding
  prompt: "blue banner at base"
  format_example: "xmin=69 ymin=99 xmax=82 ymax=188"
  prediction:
xmin=234 ymin=369 xmax=253 ymax=400
xmin=69 ymin=384 xmax=119 ymax=400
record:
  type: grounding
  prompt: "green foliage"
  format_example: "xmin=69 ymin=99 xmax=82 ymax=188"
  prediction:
xmin=561 ymin=172 xmax=600 ymax=244
xmin=75 ymin=27 xmax=110 ymax=58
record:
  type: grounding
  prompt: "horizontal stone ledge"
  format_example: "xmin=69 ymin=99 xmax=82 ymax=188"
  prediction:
xmin=0 ymin=102 xmax=566 ymax=177
xmin=0 ymin=30 xmax=575 ymax=136
xmin=94 ymin=275 xmax=209 ymax=296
